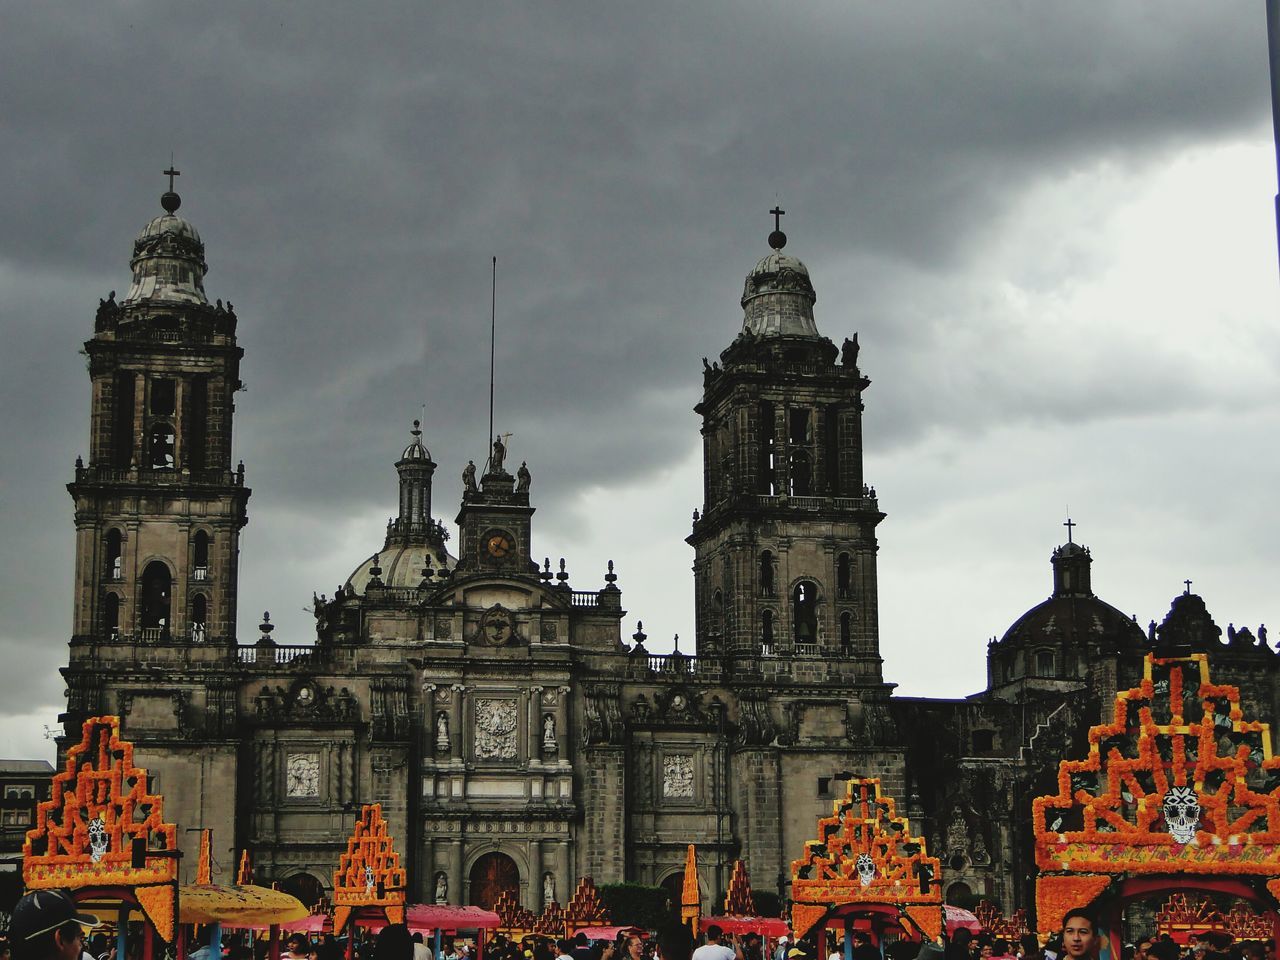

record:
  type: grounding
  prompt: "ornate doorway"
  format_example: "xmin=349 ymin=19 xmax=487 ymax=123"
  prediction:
xmin=469 ymin=852 xmax=519 ymax=910
xmin=279 ymin=872 xmax=325 ymax=910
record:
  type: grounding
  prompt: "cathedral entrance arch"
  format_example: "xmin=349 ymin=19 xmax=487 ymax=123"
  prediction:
xmin=279 ymin=871 xmax=325 ymax=910
xmin=469 ymin=852 xmax=519 ymax=910
xmin=659 ymin=872 xmax=683 ymax=920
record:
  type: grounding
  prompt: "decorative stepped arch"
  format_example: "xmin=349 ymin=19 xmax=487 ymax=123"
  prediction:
xmin=332 ymin=803 xmax=406 ymax=933
xmin=790 ymin=777 xmax=942 ymax=941
xmin=23 ymin=715 xmax=180 ymax=941
xmin=1032 ymin=653 xmax=1280 ymax=949
xmin=724 ymin=859 xmax=754 ymax=915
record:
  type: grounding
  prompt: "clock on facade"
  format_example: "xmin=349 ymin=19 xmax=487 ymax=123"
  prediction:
xmin=484 ymin=530 xmax=514 ymax=559
xmin=286 ymin=753 xmax=320 ymax=798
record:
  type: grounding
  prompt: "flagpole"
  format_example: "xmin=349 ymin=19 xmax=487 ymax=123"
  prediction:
xmin=488 ymin=255 xmax=496 ymax=468
xmin=1268 ymin=0 xmax=1280 ymax=279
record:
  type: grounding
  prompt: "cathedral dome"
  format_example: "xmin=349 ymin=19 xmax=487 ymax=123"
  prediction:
xmin=740 ymin=246 xmax=820 ymax=339
xmin=998 ymin=593 xmax=1144 ymax=652
xmin=995 ymin=536 xmax=1145 ymax=660
xmin=123 ymin=192 xmax=209 ymax=306
xmin=346 ymin=542 xmax=457 ymax=595
xmin=401 ymin=432 xmax=431 ymax=461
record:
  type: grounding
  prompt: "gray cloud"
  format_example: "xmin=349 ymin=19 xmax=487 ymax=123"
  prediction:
xmin=1 ymin=2 xmax=1276 ymax=740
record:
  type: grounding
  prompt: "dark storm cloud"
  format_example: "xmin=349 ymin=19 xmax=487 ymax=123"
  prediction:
xmin=0 ymin=1 xmax=1273 ymax=739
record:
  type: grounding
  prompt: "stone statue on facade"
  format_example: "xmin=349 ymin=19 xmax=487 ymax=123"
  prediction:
xmin=435 ymin=711 xmax=450 ymax=753
xmin=543 ymin=872 xmax=555 ymax=908
xmin=841 ymin=333 xmax=859 ymax=368
xmin=517 ymin=461 xmax=531 ymax=493
xmin=462 ymin=460 xmax=477 ymax=493
xmin=435 ymin=872 xmax=447 ymax=904
xmin=490 ymin=435 xmax=506 ymax=474
xmin=542 ymin=713 xmax=557 ymax=755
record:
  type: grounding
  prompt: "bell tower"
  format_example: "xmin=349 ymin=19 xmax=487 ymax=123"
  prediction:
xmin=688 ymin=212 xmax=885 ymax=680
xmin=68 ymin=173 xmax=250 ymax=655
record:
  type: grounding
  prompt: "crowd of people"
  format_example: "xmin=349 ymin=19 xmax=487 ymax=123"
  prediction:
xmin=1 ymin=892 xmax=1275 ymax=960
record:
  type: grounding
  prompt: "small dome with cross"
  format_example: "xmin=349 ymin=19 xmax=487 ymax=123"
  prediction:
xmin=124 ymin=176 xmax=209 ymax=306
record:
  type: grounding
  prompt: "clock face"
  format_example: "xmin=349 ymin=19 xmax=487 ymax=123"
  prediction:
xmin=286 ymin=753 xmax=320 ymax=798
xmin=485 ymin=530 xmax=514 ymax=559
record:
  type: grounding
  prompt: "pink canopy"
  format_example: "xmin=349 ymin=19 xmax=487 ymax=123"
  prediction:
xmin=701 ymin=917 xmax=790 ymax=937
xmin=944 ymin=906 xmax=982 ymax=936
xmin=363 ymin=905 xmax=502 ymax=933
xmin=575 ymin=927 xmax=649 ymax=941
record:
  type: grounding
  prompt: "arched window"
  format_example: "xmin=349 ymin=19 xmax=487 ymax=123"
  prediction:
xmin=788 ymin=450 xmax=811 ymax=496
xmin=103 ymin=593 xmax=120 ymax=637
xmin=710 ymin=590 xmax=724 ymax=635
xmin=193 ymin=531 xmax=210 ymax=580
xmin=758 ymin=401 xmax=777 ymax=495
xmin=837 ymin=554 xmax=852 ymax=599
xmin=759 ymin=551 xmax=774 ymax=596
xmin=469 ymin=852 xmax=519 ymax=911
xmin=140 ymin=561 xmax=171 ymax=640
xmin=1036 ymin=650 xmax=1055 ymax=677
xmin=840 ymin=611 xmax=852 ymax=650
xmin=761 ymin=609 xmax=775 ymax=651
xmin=105 ymin=529 xmax=123 ymax=580
xmin=148 ymin=422 xmax=175 ymax=469
xmin=191 ymin=594 xmax=207 ymax=642
xmin=792 ymin=581 xmax=818 ymax=646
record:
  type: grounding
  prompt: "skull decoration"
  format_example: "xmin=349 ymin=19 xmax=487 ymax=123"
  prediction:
xmin=364 ymin=863 xmax=376 ymax=895
xmin=88 ymin=816 xmax=109 ymax=863
xmin=1162 ymin=785 xmax=1201 ymax=844
xmin=855 ymin=853 xmax=876 ymax=887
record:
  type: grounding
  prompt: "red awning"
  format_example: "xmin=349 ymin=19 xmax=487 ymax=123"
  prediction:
xmin=701 ymin=917 xmax=790 ymax=937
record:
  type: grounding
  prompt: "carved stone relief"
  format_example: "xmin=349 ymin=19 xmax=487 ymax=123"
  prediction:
xmin=474 ymin=698 xmax=519 ymax=760
xmin=662 ymin=754 xmax=695 ymax=799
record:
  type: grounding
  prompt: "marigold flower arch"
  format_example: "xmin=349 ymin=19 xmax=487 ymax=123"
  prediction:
xmin=332 ymin=803 xmax=407 ymax=933
xmin=22 ymin=716 xmax=181 ymax=941
xmin=790 ymin=777 xmax=942 ymax=941
xmin=1032 ymin=654 xmax=1280 ymax=940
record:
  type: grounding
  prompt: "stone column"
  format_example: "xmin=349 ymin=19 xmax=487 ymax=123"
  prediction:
xmin=444 ymin=839 xmax=464 ymax=907
xmin=529 ymin=686 xmax=544 ymax=759
xmin=554 ymin=839 xmax=572 ymax=899
xmin=451 ymin=684 xmax=466 ymax=758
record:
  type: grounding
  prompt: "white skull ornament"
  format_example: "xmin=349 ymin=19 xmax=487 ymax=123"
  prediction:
xmin=88 ymin=816 xmax=109 ymax=862
xmin=364 ymin=863 xmax=376 ymax=895
xmin=855 ymin=853 xmax=875 ymax=887
xmin=1162 ymin=785 xmax=1201 ymax=844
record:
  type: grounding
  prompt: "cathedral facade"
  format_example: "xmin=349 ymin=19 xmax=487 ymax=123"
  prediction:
xmin=60 ymin=186 xmax=1279 ymax=922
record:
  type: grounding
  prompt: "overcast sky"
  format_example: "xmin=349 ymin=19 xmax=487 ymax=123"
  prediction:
xmin=1 ymin=2 xmax=1277 ymax=761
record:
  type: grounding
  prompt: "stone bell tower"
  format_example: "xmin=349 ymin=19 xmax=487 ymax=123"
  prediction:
xmin=67 ymin=172 xmax=250 ymax=665
xmin=687 ymin=211 xmax=885 ymax=680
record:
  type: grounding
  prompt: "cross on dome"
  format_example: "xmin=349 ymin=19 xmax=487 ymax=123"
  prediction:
xmin=161 ymin=161 xmax=182 ymax=213
xmin=768 ymin=205 xmax=787 ymax=250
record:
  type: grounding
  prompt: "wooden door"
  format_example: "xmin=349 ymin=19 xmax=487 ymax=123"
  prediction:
xmin=469 ymin=852 xmax=519 ymax=910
